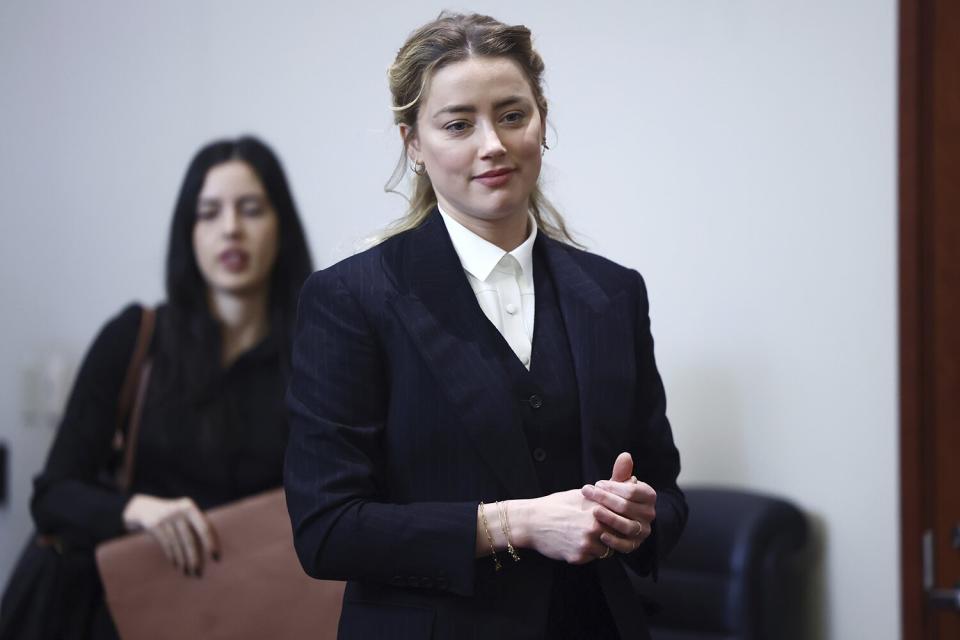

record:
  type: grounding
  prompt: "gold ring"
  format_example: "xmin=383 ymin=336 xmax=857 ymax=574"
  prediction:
xmin=599 ymin=546 xmax=613 ymax=559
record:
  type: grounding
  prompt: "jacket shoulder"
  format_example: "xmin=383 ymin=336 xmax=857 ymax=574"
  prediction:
xmin=552 ymin=241 xmax=645 ymax=294
xmin=300 ymin=239 xmax=394 ymax=306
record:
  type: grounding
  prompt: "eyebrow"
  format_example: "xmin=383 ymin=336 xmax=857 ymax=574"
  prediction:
xmin=432 ymin=95 xmax=529 ymax=118
xmin=197 ymin=193 xmax=267 ymax=208
xmin=197 ymin=194 xmax=265 ymax=206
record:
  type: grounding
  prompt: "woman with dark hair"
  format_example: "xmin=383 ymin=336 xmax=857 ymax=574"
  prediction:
xmin=284 ymin=12 xmax=685 ymax=640
xmin=25 ymin=136 xmax=313 ymax=639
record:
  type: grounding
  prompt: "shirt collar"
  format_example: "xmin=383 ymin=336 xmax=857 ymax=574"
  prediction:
xmin=438 ymin=205 xmax=537 ymax=283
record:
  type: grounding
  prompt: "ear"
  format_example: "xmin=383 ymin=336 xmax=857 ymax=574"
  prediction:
xmin=400 ymin=124 xmax=421 ymax=160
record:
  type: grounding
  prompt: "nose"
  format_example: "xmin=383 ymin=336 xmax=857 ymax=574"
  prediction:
xmin=221 ymin=207 xmax=242 ymax=237
xmin=479 ymin=123 xmax=507 ymax=160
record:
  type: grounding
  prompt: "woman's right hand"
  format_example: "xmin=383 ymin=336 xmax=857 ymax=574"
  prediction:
xmin=509 ymin=489 xmax=612 ymax=564
xmin=122 ymin=494 xmax=220 ymax=576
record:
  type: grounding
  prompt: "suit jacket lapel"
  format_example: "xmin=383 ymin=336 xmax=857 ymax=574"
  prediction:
xmin=383 ymin=212 xmax=542 ymax=497
xmin=539 ymin=236 xmax=632 ymax=484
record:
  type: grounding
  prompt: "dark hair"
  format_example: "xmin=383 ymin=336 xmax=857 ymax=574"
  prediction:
xmin=160 ymin=136 xmax=313 ymax=395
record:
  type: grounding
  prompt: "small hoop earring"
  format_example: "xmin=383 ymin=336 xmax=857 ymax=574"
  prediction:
xmin=411 ymin=161 xmax=426 ymax=176
xmin=541 ymin=138 xmax=549 ymax=156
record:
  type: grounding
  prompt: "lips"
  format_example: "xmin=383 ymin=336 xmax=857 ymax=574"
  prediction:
xmin=218 ymin=248 xmax=250 ymax=273
xmin=473 ymin=167 xmax=515 ymax=188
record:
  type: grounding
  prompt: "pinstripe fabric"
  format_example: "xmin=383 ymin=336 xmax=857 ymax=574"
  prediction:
xmin=284 ymin=210 xmax=686 ymax=639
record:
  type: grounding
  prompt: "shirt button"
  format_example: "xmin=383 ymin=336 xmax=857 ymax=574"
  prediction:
xmin=528 ymin=394 xmax=543 ymax=409
xmin=533 ymin=448 xmax=547 ymax=462
xmin=505 ymin=303 xmax=518 ymax=315
xmin=522 ymin=356 xmax=530 ymax=367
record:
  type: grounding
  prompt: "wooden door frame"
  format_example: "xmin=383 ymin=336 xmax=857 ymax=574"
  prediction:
xmin=899 ymin=0 xmax=924 ymax=636
xmin=899 ymin=0 xmax=958 ymax=637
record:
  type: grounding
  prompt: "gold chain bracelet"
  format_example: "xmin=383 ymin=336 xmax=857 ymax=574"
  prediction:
xmin=478 ymin=501 xmax=502 ymax=572
xmin=496 ymin=501 xmax=521 ymax=563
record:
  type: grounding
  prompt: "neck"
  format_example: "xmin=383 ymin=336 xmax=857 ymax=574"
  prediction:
xmin=444 ymin=206 xmax=530 ymax=252
xmin=207 ymin=287 xmax=270 ymax=367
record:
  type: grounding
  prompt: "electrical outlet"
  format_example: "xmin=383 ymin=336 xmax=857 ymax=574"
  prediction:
xmin=22 ymin=353 xmax=76 ymax=429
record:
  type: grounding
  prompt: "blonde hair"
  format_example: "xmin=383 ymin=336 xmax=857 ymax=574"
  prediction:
xmin=382 ymin=12 xmax=579 ymax=246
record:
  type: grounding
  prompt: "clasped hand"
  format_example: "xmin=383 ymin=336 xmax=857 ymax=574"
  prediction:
xmin=122 ymin=495 xmax=221 ymax=577
xmin=581 ymin=452 xmax=656 ymax=557
xmin=522 ymin=452 xmax=655 ymax=564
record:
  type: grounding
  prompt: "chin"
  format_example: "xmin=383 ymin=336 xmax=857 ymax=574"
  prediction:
xmin=210 ymin=277 xmax=267 ymax=297
xmin=468 ymin=199 xmax=528 ymax=220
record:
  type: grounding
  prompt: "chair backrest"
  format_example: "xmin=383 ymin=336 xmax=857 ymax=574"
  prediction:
xmin=632 ymin=487 xmax=809 ymax=640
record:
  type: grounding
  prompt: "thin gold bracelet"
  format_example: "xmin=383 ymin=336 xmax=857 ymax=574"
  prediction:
xmin=478 ymin=501 xmax=502 ymax=572
xmin=496 ymin=501 xmax=521 ymax=563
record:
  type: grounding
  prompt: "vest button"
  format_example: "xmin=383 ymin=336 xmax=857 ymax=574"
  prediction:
xmin=533 ymin=448 xmax=547 ymax=462
xmin=528 ymin=394 xmax=543 ymax=409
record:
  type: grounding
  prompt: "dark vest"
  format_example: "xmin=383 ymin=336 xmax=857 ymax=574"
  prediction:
xmin=493 ymin=249 xmax=583 ymax=494
xmin=477 ymin=240 xmax=620 ymax=639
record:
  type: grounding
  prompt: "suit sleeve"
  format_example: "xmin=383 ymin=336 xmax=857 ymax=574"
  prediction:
xmin=284 ymin=268 xmax=478 ymax=596
xmin=621 ymin=272 xmax=688 ymax=579
xmin=30 ymin=305 xmax=142 ymax=548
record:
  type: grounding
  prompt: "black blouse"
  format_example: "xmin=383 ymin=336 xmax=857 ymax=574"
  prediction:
xmin=31 ymin=304 xmax=290 ymax=549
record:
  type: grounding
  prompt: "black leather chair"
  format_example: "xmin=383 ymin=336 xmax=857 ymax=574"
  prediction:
xmin=632 ymin=487 xmax=810 ymax=640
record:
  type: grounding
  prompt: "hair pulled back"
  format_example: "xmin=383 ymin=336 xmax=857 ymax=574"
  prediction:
xmin=383 ymin=12 xmax=576 ymax=245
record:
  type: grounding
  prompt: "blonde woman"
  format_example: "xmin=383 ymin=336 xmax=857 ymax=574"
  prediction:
xmin=285 ymin=13 xmax=686 ymax=640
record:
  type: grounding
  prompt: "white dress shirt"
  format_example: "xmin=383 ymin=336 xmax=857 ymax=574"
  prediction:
xmin=438 ymin=206 xmax=537 ymax=370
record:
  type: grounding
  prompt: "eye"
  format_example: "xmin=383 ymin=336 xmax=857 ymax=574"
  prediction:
xmin=239 ymin=203 xmax=264 ymax=217
xmin=501 ymin=111 xmax=526 ymax=125
xmin=196 ymin=206 xmax=218 ymax=221
xmin=237 ymin=196 xmax=267 ymax=217
xmin=444 ymin=120 xmax=472 ymax=134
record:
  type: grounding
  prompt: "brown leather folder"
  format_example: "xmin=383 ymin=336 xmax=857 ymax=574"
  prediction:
xmin=96 ymin=489 xmax=344 ymax=640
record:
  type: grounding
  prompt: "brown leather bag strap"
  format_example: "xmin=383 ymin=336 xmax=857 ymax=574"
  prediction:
xmin=115 ymin=307 xmax=156 ymax=433
xmin=118 ymin=360 xmax=152 ymax=492
xmin=115 ymin=306 xmax=155 ymax=492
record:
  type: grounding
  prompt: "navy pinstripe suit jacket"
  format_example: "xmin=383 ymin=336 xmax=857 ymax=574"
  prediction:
xmin=284 ymin=211 xmax=686 ymax=639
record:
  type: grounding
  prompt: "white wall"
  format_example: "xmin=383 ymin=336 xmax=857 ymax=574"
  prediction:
xmin=0 ymin=2 xmax=897 ymax=638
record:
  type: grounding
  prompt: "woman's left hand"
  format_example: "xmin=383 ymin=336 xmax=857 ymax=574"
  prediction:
xmin=580 ymin=452 xmax=656 ymax=555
